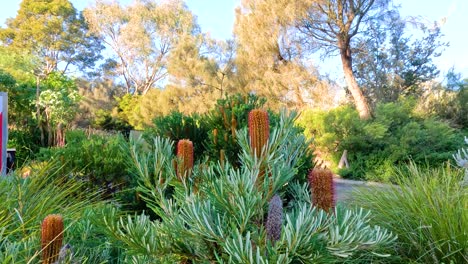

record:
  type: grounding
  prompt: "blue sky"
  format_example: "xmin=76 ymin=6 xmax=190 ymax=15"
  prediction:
xmin=1 ymin=0 xmax=467 ymax=80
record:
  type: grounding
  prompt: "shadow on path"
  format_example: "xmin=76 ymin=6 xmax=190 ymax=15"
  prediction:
xmin=334 ymin=177 xmax=391 ymax=203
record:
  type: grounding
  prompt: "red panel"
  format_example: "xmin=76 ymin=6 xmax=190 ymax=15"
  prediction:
xmin=0 ymin=112 xmax=2 ymax=172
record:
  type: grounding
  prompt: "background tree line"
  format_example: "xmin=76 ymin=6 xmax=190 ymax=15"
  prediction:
xmin=0 ymin=0 xmax=466 ymax=151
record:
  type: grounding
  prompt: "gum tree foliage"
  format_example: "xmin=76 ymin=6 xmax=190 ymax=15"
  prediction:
xmin=168 ymin=36 xmax=238 ymax=105
xmin=0 ymin=70 xmax=30 ymax=127
xmin=38 ymin=72 xmax=81 ymax=146
xmin=234 ymin=0 xmax=334 ymax=109
xmin=84 ymin=0 xmax=198 ymax=95
xmin=96 ymin=111 xmax=396 ymax=262
xmin=353 ymin=10 xmax=447 ymax=106
xmin=0 ymin=0 xmax=103 ymax=146
xmin=296 ymin=0 xmax=391 ymax=119
xmin=0 ymin=0 xmax=103 ymax=76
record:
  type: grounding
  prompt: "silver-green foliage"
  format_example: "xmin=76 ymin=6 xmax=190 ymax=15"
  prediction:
xmin=98 ymin=111 xmax=396 ymax=263
xmin=453 ymin=136 xmax=468 ymax=186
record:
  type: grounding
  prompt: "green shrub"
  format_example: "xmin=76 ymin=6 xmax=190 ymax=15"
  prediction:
xmin=96 ymin=111 xmax=397 ymax=263
xmin=297 ymin=99 xmax=463 ymax=181
xmin=7 ymin=128 xmax=41 ymax=167
xmin=203 ymin=93 xmax=271 ymax=166
xmin=352 ymin=163 xmax=468 ymax=263
xmin=35 ymin=130 xmax=130 ymax=198
xmin=144 ymin=93 xmax=313 ymax=180
xmin=92 ymin=108 xmax=133 ymax=134
xmin=144 ymin=111 xmax=209 ymax=159
xmin=0 ymin=161 xmax=118 ymax=263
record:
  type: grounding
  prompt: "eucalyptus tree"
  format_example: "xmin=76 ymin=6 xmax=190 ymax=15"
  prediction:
xmin=168 ymin=37 xmax=237 ymax=100
xmin=166 ymin=35 xmax=239 ymax=115
xmin=296 ymin=0 xmax=391 ymax=119
xmin=0 ymin=0 xmax=103 ymax=76
xmin=84 ymin=0 xmax=198 ymax=95
xmin=234 ymin=0 xmax=334 ymax=109
xmin=0 ymin=0 xmax=103 ymax=145
xmin=353 ymin=10 xmax=446 ymax=106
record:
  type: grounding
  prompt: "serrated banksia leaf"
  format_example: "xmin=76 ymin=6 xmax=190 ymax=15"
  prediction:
xmin=248 ymin=109 xmax=269 ymax=158
xmin=177 ymin=139 xmax=194 ymax=180
xmin=41 ymin=214 xmax=64 ymax=264
xmin=266 ymin=194 xmax=283 ymax=242
xmin=308 ymin=168 xmax=335 ymax=212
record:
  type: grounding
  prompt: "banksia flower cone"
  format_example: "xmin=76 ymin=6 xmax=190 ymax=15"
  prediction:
xmin=41 ymin=214 xmax=64 ymax=264
xmin=248 ymin=109 xmax=270 ymax=158
xmin=308 ymin=168 xmax=335 ymax=212
xmin=176 ymin=139 xmax=194 ymax=180
xmin=266 ymin=194 xmax=283 ymax=242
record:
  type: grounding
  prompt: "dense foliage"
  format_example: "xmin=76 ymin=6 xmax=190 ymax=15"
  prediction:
xmin=203 ymin=94 xmax=275 ymax=166
xmin=0 ymin=161 xmax=116 ymax=263
xmin=353 ymin=164 xmax=467 ymax=263
xmin=96 ymin=111 xmax=397 ymax=262
xmin=1 ymin=0 xmax=467 ymax=262
xmin=35 ymin=130 xmax=130 ymax=197
xmin=297 ymin=99 xmax=463 ymax=181
xmin=7 ymin=128 xmax=41 ymax=167
xmin=145 ymin=111 xmax=210 ymax=159
xmin=144 ymin=93 xmax=313 ymax=179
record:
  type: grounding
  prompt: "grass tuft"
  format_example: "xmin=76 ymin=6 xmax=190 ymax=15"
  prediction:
xmin=352 ymin=163 xmax=468 ymax=263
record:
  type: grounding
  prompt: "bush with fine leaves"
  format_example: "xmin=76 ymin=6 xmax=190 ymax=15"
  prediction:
xmin=144 ymin=111 xmax=210 ymax=158
xmin=35 ymin=130 xmax=130 ymax=197
xmin=144 ymin=93 xmax=313 ymax=181
xmin=353 ymin=163 xmax=467 ymax=263
xmin=8 ymin=128 xmax=42 ymax=167
xmin=0 ymin=161 xmax=118 ymax=263
xmin=297 ymin=99 xmax=463 ymax=181
xmin=96 ymin=111 xmax=397 ymax=263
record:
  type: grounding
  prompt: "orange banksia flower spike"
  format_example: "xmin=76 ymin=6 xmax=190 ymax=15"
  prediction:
xmin=41 ymin=214 xmax=64 ymax=264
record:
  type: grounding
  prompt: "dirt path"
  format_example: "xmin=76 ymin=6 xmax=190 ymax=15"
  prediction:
xmin=334 ymin=177 xmax=389 ymax=202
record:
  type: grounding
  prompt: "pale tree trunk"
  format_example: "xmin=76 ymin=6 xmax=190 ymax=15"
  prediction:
xmin=56 ymin=123 xmax=65 ymax=147
xmin=338 ymin=149 xmax=349 ymax=169
xmin=340 ymin=46 xmax=371 ymax=119
xmin=36 ymin=76 xmax=46 ymax=146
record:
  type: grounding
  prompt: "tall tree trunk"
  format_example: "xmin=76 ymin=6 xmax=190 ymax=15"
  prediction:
xmin=36 ymin=76 xmax=45 ymax=146
xmin=340 ymin=46 xmax=371 ymax=119
xmin=56 ymin=123 xmax=65 ymax=147
xmin=47 ymin=120 xmax=53 ymax=147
